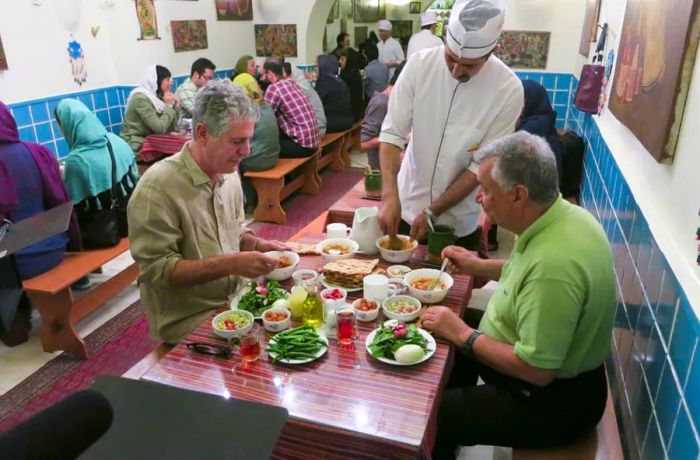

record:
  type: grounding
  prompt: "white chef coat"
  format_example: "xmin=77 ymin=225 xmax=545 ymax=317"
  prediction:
xmin=379 ymin=47 xmax=523 ymax=237
xmin=406 ymin=30 xmax=444 ymax=59
xmin=377 ymin=37 xmax=405 ymax=77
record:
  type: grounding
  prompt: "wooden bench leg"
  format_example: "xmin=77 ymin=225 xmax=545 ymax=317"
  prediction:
xmin=301 ymin=156 xmax=321 ymax=195
xmin=330 ymin=141 xmax=346 ymax=171
xmin=340 ymin=135 xmax=352 ymax=169
xmin=27 ymin=289 xmax=88 ymax=359
xmin=251 ymin=177 xmax=286 ymax=224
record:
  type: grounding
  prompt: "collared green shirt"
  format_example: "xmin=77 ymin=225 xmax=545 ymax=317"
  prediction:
xmin=127 ymin=145 xmax=249 ymax=343
xmin=479 ymin=197 xmax=616 ymax=378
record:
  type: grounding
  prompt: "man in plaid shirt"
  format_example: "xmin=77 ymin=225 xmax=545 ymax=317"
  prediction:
xmin=262 ymin=60 xmax=320 ymax=158
xmin=176 ymin=58 xmax=216 ymax=118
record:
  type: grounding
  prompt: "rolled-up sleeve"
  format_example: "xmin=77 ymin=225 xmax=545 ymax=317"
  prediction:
xmin=379 ymin=57 xmax=416 ymax=149
xmin=127 ymin=175 xmax=183 ymax=288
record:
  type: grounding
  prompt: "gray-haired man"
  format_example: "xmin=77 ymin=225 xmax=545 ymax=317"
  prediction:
xmin=421 ymin=131 xmax=616 ymax=456
xmin=128 ymin=80 xmax=287 ymax=343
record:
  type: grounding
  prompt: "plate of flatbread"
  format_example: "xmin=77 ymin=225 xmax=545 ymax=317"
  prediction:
xmin=319 ymin=258 xmax=380 ymax=292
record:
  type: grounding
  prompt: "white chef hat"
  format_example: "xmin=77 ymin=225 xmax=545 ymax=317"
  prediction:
xmin=446 ymin=0 xmax=506 ymax=59
xmin=378 ymin=19 xmax=392 ymax=31
xmin=420 ymin=11 xmax=438 ymax=27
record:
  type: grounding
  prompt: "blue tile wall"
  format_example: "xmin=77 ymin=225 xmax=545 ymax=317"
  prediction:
xmin=571 ymin=78 xmax=700 ymax=459
xmin=6 ymin=68 xmax=235 ymax=159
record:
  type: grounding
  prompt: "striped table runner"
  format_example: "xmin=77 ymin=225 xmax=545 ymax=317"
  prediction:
xmin=139 ymin=133 xmax=190 ymax=163
xmin=142 ymin=232 xmax=473 ymax=459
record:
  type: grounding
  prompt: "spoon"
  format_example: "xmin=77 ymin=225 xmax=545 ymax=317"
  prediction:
xmin=425 ymin=212 xmax=435 ymax=233
xmin=430 ymin=258 xmax=449 ymax=291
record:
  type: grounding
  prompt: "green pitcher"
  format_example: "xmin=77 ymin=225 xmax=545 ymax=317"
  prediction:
xmin=364 ymin=170 xmax=382 ymax=198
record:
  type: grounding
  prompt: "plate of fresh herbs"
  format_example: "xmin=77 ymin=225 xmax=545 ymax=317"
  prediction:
xmin=366 ymin=320 xmax=435 ymax=366
xmin=235 ymin=280 xmax=288 ymax=318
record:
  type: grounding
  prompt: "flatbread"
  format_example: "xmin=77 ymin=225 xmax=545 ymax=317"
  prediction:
xmin=319 ymin=258 xmax=380 ymax=289
xmin=286 ymin=241 xmax=318 ymax=255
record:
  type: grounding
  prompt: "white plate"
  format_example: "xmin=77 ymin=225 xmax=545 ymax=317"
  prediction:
xmin=321 ymin=279 xmax=363 ymax=293
xmin=230 ymin=283 xmax=289 ymax=320
xmin=365 ymin=327 xmax=436 ymax=366
xmin=268 ymin=333 xmax=329 ymax=364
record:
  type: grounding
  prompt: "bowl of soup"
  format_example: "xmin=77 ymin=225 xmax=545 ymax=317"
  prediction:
xmin=316 ymin=238 xmax=359 ymax=262
xmin=382 ymin=295 xmax=422 ymax=322
xmin=375 ymin=235 xmax=417 ymax=263
xmin=404 ymin=268 xmax=454 ymax=304
xmin=264 ymin=251 xmax=300 ymax=281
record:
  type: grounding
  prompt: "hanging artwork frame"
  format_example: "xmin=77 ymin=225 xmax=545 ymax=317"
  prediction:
xmin=579 ymin=0 xmax=601 ymax=57
xmin=354 ymin=0 xmax=386 ymax=23
xmin=215 ymin=0 xmax=253 ymax=21
xmin=495 ymin=30 xmax=550 ymax=69
xmin=409 ymin=2 xmax=421 ymax=14
xmin=0 ymin=35 xmax=7 ymax=71
xmin=254 ymin=24 xmax=298 ymax=57
xmin=390 ymin=20 xmax=414 ymax=40
xmin=135 ymin=0 xmax=160 ymax=40
xmin=170 ymin=20 xmax=208 ymax=52
xmin=609 ymin=0 xmax=700 ymax=163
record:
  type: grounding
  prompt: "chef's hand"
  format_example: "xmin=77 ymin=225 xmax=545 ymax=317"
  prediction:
xmin=442 ymin=245 xmax=481 ymax=275
xmin=231 ymin=252 xmax=279 ymax=278
xmin=379 ymin=196 xmax=401 ymax=237
xmin=256 ymin=239 xmax=290 ymax=253
xmin=420 ymin=306 xmax=471 ymax=345
xmin=410 ymin=212 xmax=429 ymax=242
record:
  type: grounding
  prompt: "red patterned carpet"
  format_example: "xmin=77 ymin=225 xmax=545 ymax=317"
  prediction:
xmin=0 ymin=167 xmax=364 ymax=431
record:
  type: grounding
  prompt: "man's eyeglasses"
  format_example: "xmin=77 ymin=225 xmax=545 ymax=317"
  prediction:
xmin=186 ymin=342 xmax=231 ymax=359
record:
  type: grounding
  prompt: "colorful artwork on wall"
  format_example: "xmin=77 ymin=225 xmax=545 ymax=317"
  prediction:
xmin=135 ymin=0 xmax=160 ymax=40
xmin=354 ymin=0 xmax=386 ymax=23
xmin=609 ymin=0 xmax=700 ymax=163
xmin=170 ymin=20 xmax=208 ymax=53
xmin=0 ymin=35 xmax=7 ymax=71
xmin=579 ymin=0 xmax=601 ymax=57
xmin=409 ymin=2 xmax=421 ymax=14
xmin=215 ymin=0 xmax=252 ymax=21
xmin=495 ymin=30 xmax=550 ymax=69
xmin=67 ymin=37 xmax=87 ymax=85
xmin=254 ymin=24 xmax=298 ymax=57
xmin=390 ymin=20 xmax=414 ymax=40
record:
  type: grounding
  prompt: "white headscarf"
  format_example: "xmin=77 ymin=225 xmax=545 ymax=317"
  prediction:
xmin=446 ymin=0 xmax=506 ymax=59
xmin=126 ymin=64 xmax=167 ymax=113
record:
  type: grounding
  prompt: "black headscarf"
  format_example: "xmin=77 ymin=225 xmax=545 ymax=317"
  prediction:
xmin=517 ymin=79 xmax=557 ymax=138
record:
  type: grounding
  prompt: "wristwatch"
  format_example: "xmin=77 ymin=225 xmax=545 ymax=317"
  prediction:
xmin=459 ymin=329 xmax=483 ymax=358
xmin=423 ymin=207 xmax=438 ymax=221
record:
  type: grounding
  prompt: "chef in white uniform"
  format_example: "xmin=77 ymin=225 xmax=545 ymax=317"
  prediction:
xmin=407 ymin=11 xmax=444 ymax=59
xmin=378 ymin=0 xmax=523 ymax=249
xmin=377 ymin=20 xmax=405 ymax=78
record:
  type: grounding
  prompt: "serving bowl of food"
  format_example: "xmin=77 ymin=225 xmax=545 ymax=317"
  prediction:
xmin=375 ymin=235 xmax=417 ymax=263
xmin=404 ymin=268 xmax=454 ymax=304
xmin=264 ymin=251 xmax=300 ymax=281
xmin=316 ymin=238 xmax=359 ymax=262
xmin=352 ymin=297 xmax=381 ymax=322
xmin=212 ymin=310 xmax=254 ymax=339
xmin=262 ymin=307 xmax=291 ymax=332
xmin=387 ymin=265 xmax=411 ymax=278
xmin=382 ymin=295 xmax=422 ymax=322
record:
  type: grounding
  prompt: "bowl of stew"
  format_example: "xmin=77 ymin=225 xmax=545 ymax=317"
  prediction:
xmin=264 ymin=251 xmax=300 ymax=281
xmin=404 ymin=268 xmax=454 ymax=304
xmin=262 ymin=307 xmax=291 ymax=332
xmin=315 ymin=238 xmax=359 ymax=262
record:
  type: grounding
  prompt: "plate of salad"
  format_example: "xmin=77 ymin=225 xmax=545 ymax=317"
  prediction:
xmin=266 ymin=325 xmax=329 ymax=364
xmin=234 ymin=280 xmax=289 ymax=318
xmin=366 ymin=320 xmax=435 ymax=366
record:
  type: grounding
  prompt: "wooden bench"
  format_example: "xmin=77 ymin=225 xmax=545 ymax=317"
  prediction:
xmin=22 ymin=238 xmax=138 ymax=359
xmin=318 ymin=131 xmax=348 ymax=171
xmin=244 ymin=155 xmax=320 ymax=224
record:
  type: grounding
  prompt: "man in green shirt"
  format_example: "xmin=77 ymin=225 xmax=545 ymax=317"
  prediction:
xmin=421 ymin=131 xmax=616 ymax=457
xmin=128 ymin=80 xmax=287 ymax=343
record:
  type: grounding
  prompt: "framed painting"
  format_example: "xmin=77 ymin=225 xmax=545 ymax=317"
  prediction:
xmin=327 ymin=0 xmax=340 ymax=24
xmin=609 ymin=0 xmax=700 ymax=163
xmin=354 ymin=0 xmax=385 ymax=23
xmin=135 ymin=0 xmax=160 ymax=40
xmin=215 ymin=0 xmax=253 ymax=21
xmin=170 ymin=20 xmax=208 ymax=52
xmin=355 ymin=26 xmax=368 ymax=47
xmin=254 ymin=24 xmax=298 ymax=57
xmin=495 ymin=30 xmax=550 ymax=69
xmin=390 ymin=20 xmax=414 ymax=40
xmin=409 ymin=2 xmax=421 ymax=14
xmin=0 ymin=35 xmax=7 ymax=71
xmin=340 ymin=0 xmax=353 ymax=19
xmin=579 ymin=0 xmax=601 ymax=57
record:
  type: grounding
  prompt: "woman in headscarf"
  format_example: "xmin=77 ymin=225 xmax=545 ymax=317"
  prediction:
xmin=337 ymin=49 xmax=365 ymax=122
xmin=120 ymin=64 xmax=180 ymax=155
xmin=234 ymin=54 xmax=256 ymax=78
xmin=314 ymin=54 xmax=353 ymax=133
xmin=55 ymin=99 xmax=139 ymax=240
xmin=517 ymin=79 xmax=558 ymax=138
xmin=0 ymin=101 xmax=81 ymax=280
xmin=232 ymin=74 xmax=281 ymax=212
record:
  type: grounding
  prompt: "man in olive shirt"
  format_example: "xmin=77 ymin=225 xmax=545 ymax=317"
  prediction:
xmin=421 ymin=132 xmax=616 ymax=457
xmin=128 ymin=80 xmax=287 ymax=343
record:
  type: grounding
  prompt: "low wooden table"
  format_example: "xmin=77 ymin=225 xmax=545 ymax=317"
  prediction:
xmin=327 ymin=179 xmax=381 ymax=227
xmin=141 ymin=232 xmax=473 ymax=459
xmin=139 ymin=133 xmax=190 ymax=164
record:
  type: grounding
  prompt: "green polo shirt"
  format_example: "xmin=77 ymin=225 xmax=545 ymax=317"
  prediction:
xmin=479 ymin=197 xmax=616 ymax=378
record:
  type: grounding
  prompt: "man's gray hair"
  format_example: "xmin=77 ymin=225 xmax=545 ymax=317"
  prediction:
xmin=478 ymin=131 xmax=559 ymax=205
xmin=192 ymin=79 xmax=259 ymax=139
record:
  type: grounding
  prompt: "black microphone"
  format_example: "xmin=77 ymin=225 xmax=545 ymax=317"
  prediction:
xmin=0 ymin=390 xmax=113 ymax=460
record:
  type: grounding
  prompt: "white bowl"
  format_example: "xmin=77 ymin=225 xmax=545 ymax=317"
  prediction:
xmin=212 ymin=310 xmax=254 ymax=339
xmin=352 ymin=297 xmax=380 ymax=322
xmin=316 ymin=238 xmax=359 ymax=262
xmin=382 ymin=295 xmax=422 ymax=322
xmin=321 ymin=286 xmax=347 ymax=307
xmin=264 ymin=251 xmax=300 ymax=281
xmin=375 ymin=235 xmax=417 ymax=263
xmin=387 ymin=265 xmax=412 ymax=278
xmin=262 ymin=307 xmax=291 ymax=332
xmin=404 ymin=268 xmax=454 ymax=304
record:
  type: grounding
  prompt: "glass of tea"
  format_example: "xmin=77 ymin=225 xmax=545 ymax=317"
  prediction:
xmin=336 ymin=308 xmax=356 ymax=345
xmin=238 ymin=325 xmax=261 ymax=363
